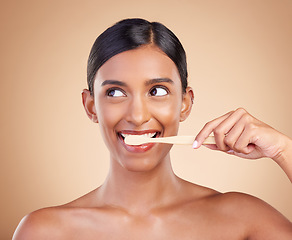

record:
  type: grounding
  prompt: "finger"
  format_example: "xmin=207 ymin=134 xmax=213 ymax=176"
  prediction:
xmin=203 ymin=144 xmax=219 ymax=151
xmin=228 ymin=112 xmax=260 ymax=154
xmin=223 ymin=114 xmax=247 ymax=150
xmin=195 ymin=111 xmax=233 ymax=148
xmin=233 ymin=128 xmax=257 ymax=155
xmin=212 ymin=108 xmax=248 ymax=151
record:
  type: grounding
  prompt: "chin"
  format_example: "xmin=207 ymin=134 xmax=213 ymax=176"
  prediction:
xmin=113 ymin=151 xmax=171 ymax=173
xmin=121 ymin=160 xmax=162 ymax=173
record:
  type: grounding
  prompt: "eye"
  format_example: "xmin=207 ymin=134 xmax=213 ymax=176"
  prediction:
xmin=107 ymin=88 xmax=126 ymax=97
xmin=149 ymin=86 xmax=168 ymax=97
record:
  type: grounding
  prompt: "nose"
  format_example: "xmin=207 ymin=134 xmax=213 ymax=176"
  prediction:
xmin=125 ymin=95 xmax=151 ymax=126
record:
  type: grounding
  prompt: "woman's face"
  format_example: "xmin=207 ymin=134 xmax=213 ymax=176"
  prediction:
xmin=84 ymin=45 xmax=192 ymax=172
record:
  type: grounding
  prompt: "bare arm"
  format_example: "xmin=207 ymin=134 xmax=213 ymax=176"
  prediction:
xmin=272 ymin=135 xmax=292 ymax=182
xmin=194 ymin=108 xmax=292 ymax=182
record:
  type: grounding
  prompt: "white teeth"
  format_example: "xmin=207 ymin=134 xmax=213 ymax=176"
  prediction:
xmin=121 ymin=132 xmax=156 ymax=138
xmin=121 ymin=133 xmax=130 ymax=138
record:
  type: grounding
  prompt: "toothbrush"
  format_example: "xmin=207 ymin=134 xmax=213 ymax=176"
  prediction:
xmin=124 ymin=135 xmax=215 ymax=146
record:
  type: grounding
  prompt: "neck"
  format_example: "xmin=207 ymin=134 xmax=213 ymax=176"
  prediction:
xmin=98 ymin=154 xmax=181 ymax=214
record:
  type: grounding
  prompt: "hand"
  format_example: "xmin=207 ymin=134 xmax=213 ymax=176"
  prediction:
xmin=194 ymin=108 xmax=289 ymax=161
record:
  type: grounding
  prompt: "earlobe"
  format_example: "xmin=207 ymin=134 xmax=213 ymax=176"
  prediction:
xmin=82 ymin=89 xmax=98 ymax=123
xmin=180 ymin=87 xmax=194 ymax=122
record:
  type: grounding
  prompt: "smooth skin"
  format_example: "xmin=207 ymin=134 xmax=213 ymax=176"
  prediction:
xmin=13 ymin=45 xmax=292 ymax=239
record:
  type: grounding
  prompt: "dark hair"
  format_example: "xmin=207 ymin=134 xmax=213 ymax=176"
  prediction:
xmin=87 ymin=18 xmax=188 ymax=95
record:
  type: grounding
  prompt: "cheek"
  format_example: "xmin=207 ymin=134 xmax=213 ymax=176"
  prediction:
xmin=97 ymin=102 xmax=125 ymax=129
xmin=151 ymin=97 xmax=182 ymax=132
xmin=95 ymin=100 xmax=126 ymax=146
xmin=95 ymin=102 xmax=127 ymax=152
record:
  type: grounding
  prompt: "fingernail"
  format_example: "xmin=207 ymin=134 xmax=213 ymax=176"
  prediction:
xmin=193 ymin=140 xmax=198 ymax=149
xmin=227 ymin=150 xmax=234 ymax=154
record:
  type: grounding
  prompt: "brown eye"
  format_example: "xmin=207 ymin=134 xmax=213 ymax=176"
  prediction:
xmin=150 ymin=87 xmax=168 ymax=96
xmin=107 ymin=89 xmax=125 ymax=97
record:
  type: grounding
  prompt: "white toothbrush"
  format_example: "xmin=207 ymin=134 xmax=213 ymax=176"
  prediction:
xmin=124 ymin=135 xmax=215 ymax=145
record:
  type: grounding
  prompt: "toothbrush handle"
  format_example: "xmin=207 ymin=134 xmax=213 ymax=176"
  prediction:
xmin=151 ymin=136 xmax=195 ymax=144
xmin=125 ymin=135 xmax=215 ymax=145
xmin=151 ymin=136 xmax=215 ymax=145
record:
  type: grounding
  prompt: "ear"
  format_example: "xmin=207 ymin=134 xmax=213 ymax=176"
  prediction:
xmin=82 ymin=89 xmax=98 ymax=123
xmin=180 ymin=87 xmax=194 ymax=122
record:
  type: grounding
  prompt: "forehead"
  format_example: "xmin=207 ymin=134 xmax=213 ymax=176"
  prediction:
xmin=94 ymin=46 xmax=181 ymax=87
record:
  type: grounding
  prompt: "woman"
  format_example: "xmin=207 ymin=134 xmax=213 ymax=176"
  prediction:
xmin=13 ymin=18 xmax=292 ymax=239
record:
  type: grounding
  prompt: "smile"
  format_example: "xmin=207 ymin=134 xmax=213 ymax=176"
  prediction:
xmin=120 ymin=132 xmax=158 ymax=140
xmin=117 ymin=130 xmax=161 ymax=153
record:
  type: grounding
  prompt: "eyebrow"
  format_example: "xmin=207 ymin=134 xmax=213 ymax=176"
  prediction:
xmin=100 ymin=78 xmax=174 ymax=87
xmin=101 ymin=80 xmax=127 ymax=87
xmin=144 ymin=78 xmax=174 ymax=86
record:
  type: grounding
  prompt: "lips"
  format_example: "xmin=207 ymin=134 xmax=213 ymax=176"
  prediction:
xmin=117 ymin=130 xmax=161 ymax=153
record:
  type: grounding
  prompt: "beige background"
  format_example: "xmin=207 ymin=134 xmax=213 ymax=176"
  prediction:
xmin=1 ymin=0 xmax=292 ymax=239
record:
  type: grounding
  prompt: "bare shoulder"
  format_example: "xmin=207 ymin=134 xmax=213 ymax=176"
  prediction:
xmin=12 ymin=207 xmax=65 ymax=240
xmin=211 ymin=191 xmax=290 ymax=218
xmin=12 ymin=204 xmax=103 ymax=239
xmin=181 ymin=181 xmax=292 ymax=239
xmin=210 ymin=192 xmax=292 ymax=239
xmin=12 ymin=189 xmax=106 ymax=240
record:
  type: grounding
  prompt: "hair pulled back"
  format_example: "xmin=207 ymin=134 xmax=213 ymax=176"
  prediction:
xmin=87 ymin=18 xmax=188 ymax=94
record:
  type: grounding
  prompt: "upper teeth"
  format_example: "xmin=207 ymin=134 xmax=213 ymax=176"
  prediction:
xmin=121 ymin=133 xmax=156 ymax=138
